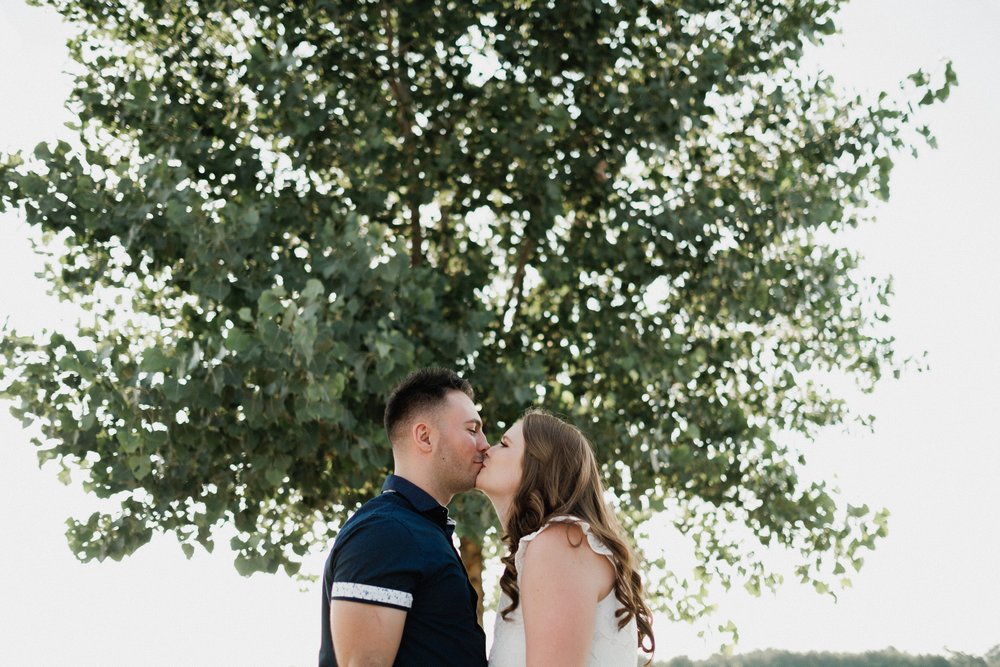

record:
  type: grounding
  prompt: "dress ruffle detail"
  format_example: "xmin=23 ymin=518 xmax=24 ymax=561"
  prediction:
xmin=515 ymin=515 xmax=614 ymax=572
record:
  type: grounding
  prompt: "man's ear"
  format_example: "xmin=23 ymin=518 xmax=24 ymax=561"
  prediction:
xmin=412 ymin=420 xmax=433 ymax=453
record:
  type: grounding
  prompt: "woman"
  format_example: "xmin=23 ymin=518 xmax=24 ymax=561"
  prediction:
xmin=476 ymin=409 xmax=655 ymax=666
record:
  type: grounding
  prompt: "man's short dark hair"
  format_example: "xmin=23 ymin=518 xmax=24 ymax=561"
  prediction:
xmin=383 ymin=368 xmax=474 ymax=444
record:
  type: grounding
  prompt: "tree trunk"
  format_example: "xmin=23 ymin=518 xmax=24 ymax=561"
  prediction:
xmin=459 ymin=534 xmax=485 ymax=623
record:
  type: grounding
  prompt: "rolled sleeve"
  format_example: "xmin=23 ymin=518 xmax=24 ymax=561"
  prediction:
xmin=329 ymin=515 xmax=421 ymax=611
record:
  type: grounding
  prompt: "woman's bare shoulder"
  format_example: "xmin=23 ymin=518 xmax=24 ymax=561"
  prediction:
xmin=522 ymin=522 xmax=614 ymax=594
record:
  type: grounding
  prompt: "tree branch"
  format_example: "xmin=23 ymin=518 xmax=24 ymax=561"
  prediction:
xmin=382 ymin=1 xmax=422 ymax=267
xmin=504 ymin=231 xmax=535 ymax=324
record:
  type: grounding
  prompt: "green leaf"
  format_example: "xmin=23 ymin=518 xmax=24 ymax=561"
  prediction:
xmin=265 ymin=464 xmax=287 ymax=487
xmin=140 ymin=348 xmax=170 ymax=373
xmin=117 ymin=429 xmax=141 ymax=454
xmin=226 ymin=329 xmax=252 ymax=353
xmin=234 ymin=555 xmax=257 ymax=577
xmin=129 ymin=455 xmax=152 ymax=480
xmin=258 ymin=289 xmax=284 ymax=318
xmin=301 ymin=278 xmax=325 ymax=301
xmin=57 ymin=464 xmax=72 ymax=486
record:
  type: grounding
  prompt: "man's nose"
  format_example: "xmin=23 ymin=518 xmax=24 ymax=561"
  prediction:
xmin=477 ymin=433 xmax=490 ymax=451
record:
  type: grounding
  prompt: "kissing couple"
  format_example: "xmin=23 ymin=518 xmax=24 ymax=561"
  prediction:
xmin=319 ymin=368 xmax=656 ymax=666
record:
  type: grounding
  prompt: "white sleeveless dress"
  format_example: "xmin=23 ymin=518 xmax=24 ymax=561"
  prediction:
xmin=487 ymin=515 xmax=639 ymax=666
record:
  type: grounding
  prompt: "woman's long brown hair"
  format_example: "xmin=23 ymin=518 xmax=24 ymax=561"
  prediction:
xmin=498 ymin=409 xmax=655 ymax=658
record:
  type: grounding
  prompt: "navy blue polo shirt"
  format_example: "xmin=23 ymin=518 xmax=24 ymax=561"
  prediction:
xmin=319 ymin=475 xmax=487 ymax=666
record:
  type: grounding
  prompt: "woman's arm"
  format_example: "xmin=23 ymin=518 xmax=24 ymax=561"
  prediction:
xmin=520 ymin=523 xmax=616 ymax=667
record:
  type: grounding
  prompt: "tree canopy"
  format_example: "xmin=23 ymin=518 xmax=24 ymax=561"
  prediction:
xmin=0 ymin=0 xmax=953 ymax=625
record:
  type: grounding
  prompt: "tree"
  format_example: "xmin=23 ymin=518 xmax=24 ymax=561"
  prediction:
xmin=0 ymin=0 xmax=953 ymax=627
xmin=657 ymin=647 xmax=959 ymax=666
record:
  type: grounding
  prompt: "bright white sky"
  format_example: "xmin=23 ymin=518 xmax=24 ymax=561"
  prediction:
xmin=1 ymin=1 xmax=998 ymax=665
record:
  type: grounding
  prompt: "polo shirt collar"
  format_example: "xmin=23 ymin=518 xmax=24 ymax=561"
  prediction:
xmin=382 ymin=474 xmax=455 ymax=533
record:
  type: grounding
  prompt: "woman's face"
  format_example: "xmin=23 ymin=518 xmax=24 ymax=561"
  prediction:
xmin=475 ymin=419 xmax=525 ymax=500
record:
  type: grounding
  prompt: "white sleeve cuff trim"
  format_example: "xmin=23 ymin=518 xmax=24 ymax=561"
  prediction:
xmin=330 ymin=582 xmax=413 ymax=609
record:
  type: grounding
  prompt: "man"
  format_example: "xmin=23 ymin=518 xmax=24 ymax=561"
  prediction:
xmin=319 ymin=368 xmax=490 ymax=666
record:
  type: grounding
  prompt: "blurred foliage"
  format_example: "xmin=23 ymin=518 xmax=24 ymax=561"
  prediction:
xmin=0 ymin=0 xmax=953 ymax=627
xmin=654 ymin=645 xmax=1000 ymax=666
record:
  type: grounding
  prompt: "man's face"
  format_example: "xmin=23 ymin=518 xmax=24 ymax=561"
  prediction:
xmin=430 ymin=390 xmax=490 ymax=496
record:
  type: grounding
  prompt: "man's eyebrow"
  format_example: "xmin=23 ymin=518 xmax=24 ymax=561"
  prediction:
xmin=464 ymin=418 xmax=483 ymax=426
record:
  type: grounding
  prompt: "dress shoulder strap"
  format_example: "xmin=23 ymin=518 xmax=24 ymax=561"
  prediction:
xmin=516 ymin=515 xmax=615 ymax=568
